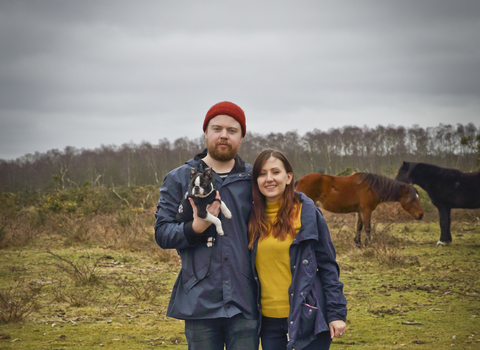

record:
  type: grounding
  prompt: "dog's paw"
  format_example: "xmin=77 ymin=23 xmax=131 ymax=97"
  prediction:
xmin=216 ymin=226 xmax=225 ymax=235
xmin=220 ymin=202 xmax=232 ymax=219
xmin=222 ymin=208 xmax=232 ymax=219
xmin=206 ymin=237 xmax=215 ymax=247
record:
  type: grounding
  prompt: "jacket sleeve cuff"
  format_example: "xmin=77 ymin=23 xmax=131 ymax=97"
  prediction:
xmin=328 ymin=310 xmax=347 ymax=323
xmin=183 ymin=221 xmax=200 ymax=245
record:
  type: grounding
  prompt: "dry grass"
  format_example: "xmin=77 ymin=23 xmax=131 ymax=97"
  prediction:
xmin=324 ymin=203 xmax=480 ymax=269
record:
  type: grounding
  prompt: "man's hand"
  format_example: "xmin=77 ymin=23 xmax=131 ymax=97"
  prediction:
xmin=189 ymin=191 xmax=221 ymax=234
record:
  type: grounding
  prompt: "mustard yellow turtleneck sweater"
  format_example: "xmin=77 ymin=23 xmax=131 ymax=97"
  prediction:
xmin=255 ymin=201 xmax=302 ymax=318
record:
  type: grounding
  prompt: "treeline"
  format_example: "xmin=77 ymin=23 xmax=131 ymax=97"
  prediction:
xmin=1 ymin=123 xmax=478 ymax=193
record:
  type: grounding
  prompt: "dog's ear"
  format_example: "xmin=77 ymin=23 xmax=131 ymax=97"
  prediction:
xmin=190 ymin=167 xmax=197 ymax=179
xmin=204 ymin=167 xmax=213 ymax=179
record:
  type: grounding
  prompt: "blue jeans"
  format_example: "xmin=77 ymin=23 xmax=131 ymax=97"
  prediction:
xmin=184 ymin=313 xmax=259 ymax=350
xmin=260 ymin=316 xmax=331 ymax=350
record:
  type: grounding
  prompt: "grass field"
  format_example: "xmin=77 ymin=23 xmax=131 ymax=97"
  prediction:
xmin=0 ymin=196 xmax=479 ymax=349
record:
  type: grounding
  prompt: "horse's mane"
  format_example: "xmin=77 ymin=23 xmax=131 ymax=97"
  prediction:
xmin=356 ymin=172 xmax=411 ymax=201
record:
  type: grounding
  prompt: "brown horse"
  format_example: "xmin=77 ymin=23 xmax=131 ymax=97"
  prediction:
xmin=295 ymin=172 xmax=424 ymax=247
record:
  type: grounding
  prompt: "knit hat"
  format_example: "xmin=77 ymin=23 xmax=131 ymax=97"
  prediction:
xmin=203 ymin=101 xmax=246 ymax=137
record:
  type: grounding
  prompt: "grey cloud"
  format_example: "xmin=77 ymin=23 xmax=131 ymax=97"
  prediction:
xmin=1 ymin=0 xmax=479 ymax=160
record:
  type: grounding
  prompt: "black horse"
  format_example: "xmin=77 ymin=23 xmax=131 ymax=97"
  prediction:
xmin=395 ymin=161 xmax=480 ymax=247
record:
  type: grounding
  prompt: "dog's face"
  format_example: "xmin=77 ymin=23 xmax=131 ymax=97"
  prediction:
xmin=189 ymin=167 xmax=214 ymax=197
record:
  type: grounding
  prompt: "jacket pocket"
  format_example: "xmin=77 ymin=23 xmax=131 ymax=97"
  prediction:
xmin=182 ymin=263 xmax=210 ymax=293
xmin=181 ymin=248 xmax=212 ymax=294
xmin=297 ymin=290 xmax=318 ymax=339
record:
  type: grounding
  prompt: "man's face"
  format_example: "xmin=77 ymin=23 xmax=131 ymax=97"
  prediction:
xmin=205 ymin=114 xmax=243 ymax=162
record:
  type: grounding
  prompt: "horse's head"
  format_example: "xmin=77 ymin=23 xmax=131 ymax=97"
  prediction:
xmin=395 ymin=161 xmax=412 ymax=183
xmin=399 ymin=183 xmax=424 ymax=220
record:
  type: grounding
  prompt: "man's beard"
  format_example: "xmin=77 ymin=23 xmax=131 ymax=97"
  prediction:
xmin=207 ymin=141 xmax=238 ymax=162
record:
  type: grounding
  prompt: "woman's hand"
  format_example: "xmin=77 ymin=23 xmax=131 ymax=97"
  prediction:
xmin=189 ymin=191 xmax=221 ymax=234
xmin=329 ymin=320 xmax=346 ymax=338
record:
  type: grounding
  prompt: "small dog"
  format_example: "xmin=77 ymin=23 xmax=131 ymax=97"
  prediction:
xmin=177 ymin=167 xmax=232 ymax=246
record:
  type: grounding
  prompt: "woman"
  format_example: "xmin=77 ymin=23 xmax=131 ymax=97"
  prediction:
xmin=249 ymin=149 xmax=347 ymax=350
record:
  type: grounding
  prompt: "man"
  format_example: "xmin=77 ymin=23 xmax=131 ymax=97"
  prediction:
xmin=154 ymin=101 xmax=258 ymax=349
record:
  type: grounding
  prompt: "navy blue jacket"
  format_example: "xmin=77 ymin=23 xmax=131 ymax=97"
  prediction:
xmin=251 ymin=193 xmax=347 ymax=350
xmin=154 ymin=150 xmax=257 ymax=321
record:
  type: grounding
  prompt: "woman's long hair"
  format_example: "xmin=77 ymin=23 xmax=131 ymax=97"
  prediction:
xmin=248 ymin=149 xmax=301 ymax=249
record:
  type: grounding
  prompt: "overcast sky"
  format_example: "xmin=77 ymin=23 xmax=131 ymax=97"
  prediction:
xmin=1 ymin=1 xmax=480 ymax=161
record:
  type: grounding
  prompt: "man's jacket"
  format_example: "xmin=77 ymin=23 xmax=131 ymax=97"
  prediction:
xmin=251 ymin=192 xmax=347 ymax=350
xmin=154 ymin=150 xmax=257 ymax=320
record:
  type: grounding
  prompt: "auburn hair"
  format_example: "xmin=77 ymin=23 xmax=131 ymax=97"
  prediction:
xmin=248 ymin=149 xmax=301 ymax=249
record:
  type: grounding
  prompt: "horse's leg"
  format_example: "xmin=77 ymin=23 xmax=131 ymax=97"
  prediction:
xmin=363 ymin=210 xmax=372 ymax=246
xmin=437 ymin=205 xmax=452 ymax=247
xmin=354 ymin=213 xmax=363 ymax=248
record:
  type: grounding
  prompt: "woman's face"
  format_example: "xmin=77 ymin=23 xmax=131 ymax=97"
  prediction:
xmin=257 ymin=156 xmax=293 ymax=203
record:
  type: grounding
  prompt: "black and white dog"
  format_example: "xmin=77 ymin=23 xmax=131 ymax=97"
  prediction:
xmin=177 ymin=167 xmax=232 ymax=246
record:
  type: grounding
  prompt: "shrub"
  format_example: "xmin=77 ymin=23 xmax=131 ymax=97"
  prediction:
xmin=0 ymin=279 xmax=41 ymax=324
xmin=416 ymin=186 xmax=435 ymax=214
xmin=47 ymin=251 xmax=103 ymax=285
xmin=118 ymin=276 xmax=162 ymax=302
xmin=50 ymin=279 xmax=98 ymax=307
xmin=58 ymin=216 xmax=92 ymax=246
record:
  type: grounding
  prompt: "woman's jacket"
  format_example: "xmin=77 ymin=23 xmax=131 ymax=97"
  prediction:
xmin=251 ymin=192 xmax=347 ymax=350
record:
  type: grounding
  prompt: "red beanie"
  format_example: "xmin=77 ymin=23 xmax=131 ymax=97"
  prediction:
xmin=203 ymin=101 xmax=246 ymax=137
